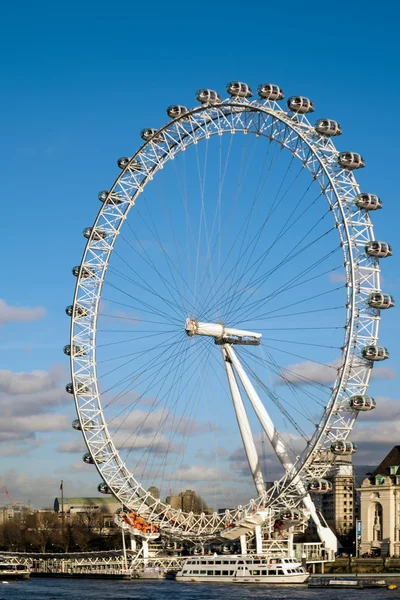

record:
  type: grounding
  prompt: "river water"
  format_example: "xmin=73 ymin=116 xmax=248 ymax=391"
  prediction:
xmin=0 ymin=579 xmax=396 ymax=600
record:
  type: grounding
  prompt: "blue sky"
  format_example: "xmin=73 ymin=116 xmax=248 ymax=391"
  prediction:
xmin=0 ymin=0 xmax=399 ymax=508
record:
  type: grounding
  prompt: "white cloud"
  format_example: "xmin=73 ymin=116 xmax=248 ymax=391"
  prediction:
xmin=1 ymin=469 xmax=97 ymax=509
xmin=57 ymin=431 xmax=179 ymax=455
xmin=172 ymin=465 xmax=229 ymax=482
xmin=277 ymin=359 xmax=395 ymax=386
xmin=0 ymin=365 xmax=71 ymax=456
xmin=0 ymin=298 xmax=45 ymax=325
xmin=0 ymin=367 xmax=60 ymax=395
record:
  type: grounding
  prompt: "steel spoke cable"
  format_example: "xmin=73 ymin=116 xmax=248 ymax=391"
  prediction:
xmin=100 ymin=295 xmax=181 ymax=326
xmin=232 ymin=251 xmax=342 ymax=325
xmin=108 ymin=337 xmax=208 ymax=428
xmin=118 ymin=223 xmax=194 ymax=316
xmin=108 ymin=253 xmax=185 ymax=321
xmin=203 ymin=188 xmax=332 ymax=322
xmin=224 ymin=211 xmax=335 ymax=322
xmin=120 ymin=337 xmax=210 ymax=454
xmin=197 ymin=138 xmax=283 ymax=318
xmin=225 ymin=224 xmax=337 ymax=324
xmin=223 ymin=153 xmax=304 ymax=318
xmin=101 ymin=333 xmax=185 ymax=401
xmin=240 ymin=287 xmax=343 ymax=324
xmin=100 ymin=332 xmax=184 ymax=387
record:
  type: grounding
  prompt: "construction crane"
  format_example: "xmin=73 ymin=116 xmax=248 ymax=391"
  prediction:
xmin=0 ymin=478 xmax=12 ymax=504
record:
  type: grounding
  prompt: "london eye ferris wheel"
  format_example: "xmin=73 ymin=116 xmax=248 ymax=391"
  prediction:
xmin=64 ymin=80 xmax=393 ymax=548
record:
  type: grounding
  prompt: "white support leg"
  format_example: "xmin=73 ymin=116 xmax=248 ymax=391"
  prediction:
xmin=255 ymin=525 xmax=263 ymax=554
xmin=240 ymin=535 xmax=247 ymax=555
xmin=221 ymin=346 xmax=265 ymax=497
xmin=130 ymin=535 xmax=137 ymax=552
xmin=142 ymin=539 xmax=149 ymax=565
xmin=287 ymin=529 xmax=294 ymax=558
xmin=225 ymin=344 xmax=338 ymax=554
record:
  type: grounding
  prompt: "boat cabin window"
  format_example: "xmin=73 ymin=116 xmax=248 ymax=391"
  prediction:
xmin=269 ymin=569 xmax=277 ymax=575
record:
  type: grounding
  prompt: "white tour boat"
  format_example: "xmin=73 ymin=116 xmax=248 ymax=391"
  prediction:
xmin=176 ymin=554 xmax=309 ymax=584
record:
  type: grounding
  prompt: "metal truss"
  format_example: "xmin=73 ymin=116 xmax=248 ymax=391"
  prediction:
xmin=68 ymin=92 xmax=385 ymax=539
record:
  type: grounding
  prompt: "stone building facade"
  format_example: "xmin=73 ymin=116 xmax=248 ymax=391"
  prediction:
xmin=358 ymin=446 xmax=400 ymax=557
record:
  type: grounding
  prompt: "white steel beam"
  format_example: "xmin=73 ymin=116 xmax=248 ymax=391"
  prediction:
xmin=224 ymin=344 xmax=338 ymax=553
xmin=221 ymin=346 xmax=265 ymax=497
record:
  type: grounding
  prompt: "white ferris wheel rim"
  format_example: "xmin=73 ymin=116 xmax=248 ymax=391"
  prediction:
xmin=68 ymin=91 xmax=383 ymax=537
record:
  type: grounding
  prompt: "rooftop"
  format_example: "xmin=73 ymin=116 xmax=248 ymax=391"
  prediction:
xmin=371 ymin=446 xmax=400 ymax=477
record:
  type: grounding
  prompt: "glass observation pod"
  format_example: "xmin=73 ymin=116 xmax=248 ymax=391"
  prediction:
xmin=278 ymin=509 xmax=302 ymax=524
xmin=195 ymin=89 xmax=222 ymax=105
xmin=314 ymin=119 xmax=342 ymax=136
xmin=355 ymin=193 xmax=382 ymax=211
xmin=257 ymin=83 xmax=284 ymax=100
xmin=82 ymin=452 xmax=107 ymax=465
xmin=63 ymin=344 xmax=86 ymax=356
xmin=98 ymin=483 xmax=112 ymax=494
xmin=72 ymin=418 xmax=96 ymax=431
xmin=226 ymin=81 xmax=253 ymax=98
xmin=307 ymin=479 xmax=333 ymax=494
xmin=65 ymin=382 xmax=89 ymax=395
xmin=330 ymin=441 xmax=357 ymax=455
xmin=287 ymin=96 xmax=314 ymax=113
xmin=140 ymin=128 xmax=165 ymax=143
xmin=365 ymin=241 xmax=392 ymax=258
xmin=65 ymin=304 xmax=88 ymax=318
xmin=338 ymin=152 xmax=365 ymax=170
xmin=361 ymin=345 xmax=390 ymax=361
xmin=167 ymin=105 xmax=189 ymax=119
xmin=366 ymin=292 xmax=395 ymax=309
xmin=349 ymin=395 xmax=377 ymax=411
xmin=82 ymin=227 xmax=107 ymax=241
xmin=72 ymin=265 xmax=96 ymax=278
xmin=98 ymin=190 xmax=123 ymax=205
xmin=117 ymin=157 xmax=144 ymax=171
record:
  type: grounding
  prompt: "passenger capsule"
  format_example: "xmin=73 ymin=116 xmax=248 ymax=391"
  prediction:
xmin=314 ymin=119 xmax=342 ymax=137
xmin=287 ymin=96 xmax=314 ymax=113
xmin=276 ymin=509 xmax=302 ymax=526
xmin=365 ymin=241 xmax=392 ymax=258
xmin=98 ymin=190 xmax=123 ymax=205
xmin=72 ymin=418 xmax=96 ymax=431
xmin=98 ymin=482 xmax=112 ymax=494
xmin=354 ymin=193 xmax=382 ymax=211
xmin=307 ymin=479 xmax=333 ymax=494
xmin=226 ymin=81 xmax=252 ymax=98
xmin=72 ymin=265 xmax=95 ymax=279
xmin=65 ymin=304 xmax=88 ymax=318
xmin=366 ymin=292 xmax=395 ymax=309
xmin=167 ymin=105 xmax=189 ymax=119
xmin=83 ymin=452 xmax=95 ymax=464
xmin=257 ymin=83 xmax=284 ymax=101
xmin=83 ymin=227 xmax=107 ymax=241
xmin=361 ymin=345 xmax=389 ymax=361
xmin=63 ymin=344 xmax=86 ymax=356
xmin=82 ymin=452 xmax=106 ymax=465
xmin=140 ymin=128 xmax=165 ymax=143
xmin=349 ymin=395 xmax=376 ymax=411
xmin=338 ymin=152 xmax=365 ymax=170
xmin=195 ymin=89 xmax=222 ymax=105
xmin=330 ymin=441 xmax=357 ymax=455
xmin=65 ymin=382 xmax=89 ymax=395
xmin=117 ymin=157 xmax=144 ymax=171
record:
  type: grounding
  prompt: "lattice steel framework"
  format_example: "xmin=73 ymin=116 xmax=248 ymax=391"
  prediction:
xmin=68 ymin=91 xmax=386 ymax=538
